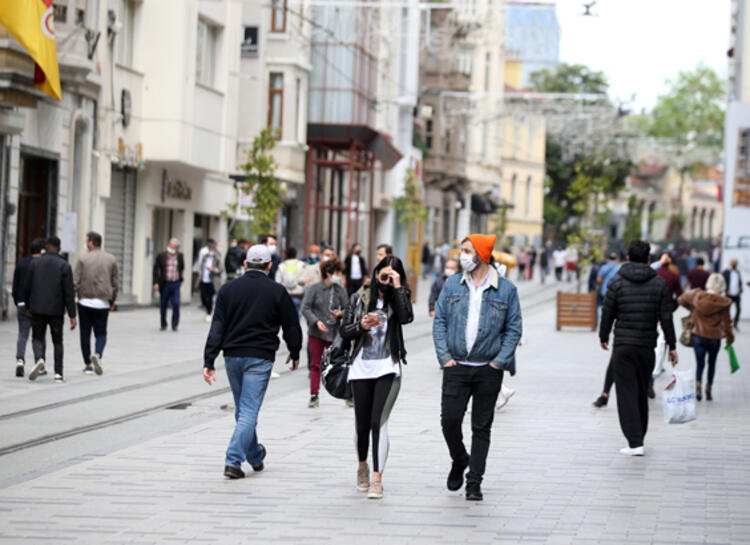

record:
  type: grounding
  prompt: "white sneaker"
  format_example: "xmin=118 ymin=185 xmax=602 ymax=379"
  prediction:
xmin=15 ymin=359 xmax=25 ymax=378
xmin=29 ymin=359 xmax=45 ymax=381
xmin=619 ymin=446 xmax=644 ymax=456
xmin=91 ymin=353 xmax=103 ymax=375
xmin=54 ymin=373 xmax=64 ymax=383
xmin=497 ymin=385 xmax=515 ymax=410
xmin=205 ymin=314 xmax=212 ymax=323
xmin=270 ymin=371 xmax=280 ymax=379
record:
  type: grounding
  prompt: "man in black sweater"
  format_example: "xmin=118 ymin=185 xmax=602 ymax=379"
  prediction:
xmin=599 ymin=240 xmax=677 ymax=456
xmin=11 ymin=237 xmax=46 ymax=377
xmin=23 ymin=236 xmax=77 ymax=382
xmin=203 ymin=244 xmax=302 ymax=480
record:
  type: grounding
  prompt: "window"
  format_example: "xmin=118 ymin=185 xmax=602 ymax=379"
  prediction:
xmin=481 ymin=121 xmax=488 ymax=160
xmin=268 ymin=73 xmax=284 ymax=139
xmin=426 ymin=119 xmax=433 ymax=133
xmin=444 ymin=130 xmax=451 ymax=154
xmin=426 ymin=135 xmax=433 ymax=149
xmin=295 ymin=77 xmax=301 ymax=142
xmin=511 ymin=174 xmax=518 ymax=208
xmin=116 ymin=0 xmax=135 ymax=66
xmin=484 ymin=52 xmax=491 ymax=92
xmin=53 ymin=2 xmax=67 ymax=23
xmin=271 ymin=0 xmax=287 ymax=33
xmin=525 ymin=176 xmax=532 ymax=216
xmin=196 ymin=19 xmax=219 ymax=86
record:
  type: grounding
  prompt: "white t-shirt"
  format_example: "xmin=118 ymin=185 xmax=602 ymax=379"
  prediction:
xmin=350 ymin=255 xmax=363 ymax=280
xmin=79 ymin=298 xmax=109 ymax=309
xmin=201 ymin=255 xmax=214 ymax=283
xmin=458 ymin=270 xmax=491 ymax=367
xmin=348 ymin=299 xmax=400 ymax=380
xmin=553 ymin=250 xmax=567 ymax=268
xmin=728 ymin=270 xmax=740 ymax=296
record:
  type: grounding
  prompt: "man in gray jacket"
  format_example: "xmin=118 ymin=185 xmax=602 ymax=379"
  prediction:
xmin=75 ymin=231 xmax=119 ymax=375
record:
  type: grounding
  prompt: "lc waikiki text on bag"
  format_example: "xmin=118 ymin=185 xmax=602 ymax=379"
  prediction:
xmin=662 ymin=369 xmax=696 ymax=424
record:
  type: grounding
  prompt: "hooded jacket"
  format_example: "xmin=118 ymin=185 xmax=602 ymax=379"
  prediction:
xmin=677 ymin=289 xmax=734 ymax=343
xmin=599 ymin=261 xmax=676 ymax=350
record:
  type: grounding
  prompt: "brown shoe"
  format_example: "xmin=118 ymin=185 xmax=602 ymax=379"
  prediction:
xmin=367 ymin=480 xmax=383 ymax=499
xmin=696 ymin=381 xmax=702 ymax=402
xmin=357 ymin=465 xmax=370 ymax=492
xmin=706 ymin=383 xmax=712 ymax=401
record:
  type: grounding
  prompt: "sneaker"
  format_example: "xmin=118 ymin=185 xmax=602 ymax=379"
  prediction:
xmin=91 ymin=354 xmax=103 ymax=375
xmin=38 ymin=368 xmax=48 ymax=376
xmin=367 ymin=480 xmax=383 ymax=499
xmin=308 ymin=395 xmax=320 ymax=408
xmin=28 ymin=359 xmax=45 ymax=381
xmin=447 ymin=458 xmax=469 ymax=491
xmin=270 ymin=371 xmax=280 ymax=379
xmin=647 ymin=384 xmax=655 ymax=399
xmin=251 ymin=444 xmax=266 ymax=472
xmin=83 ymin=365 xmax=94 ymax=375
xmin=619 ymin=446 xmax=644 ymax=456
xmin=592 ymin=394 xmax=609 ymax=408
xmin=497 ymin=386 xmax=515 ymax=410
xmin=15 ymin=360 xmax=24 ymax=378
xmin=465 ymin=481 xmax=483 ymax=501
xmin=345 ymin=398 xmax=354 ymax=408
xmin=357 ymin=465 xmax=370 ymax=492
xmin=205 ymin=314 xmax=212 ymax=323
xmin=172 ymin=326 xmax=178 ymax=332
xmin=159 ymin=326 xmax=167 ymax=331
xmin=54 ymin=373 xmax=64 ymax=383
xmin=224 ymin=465 xmax=245 ymax=479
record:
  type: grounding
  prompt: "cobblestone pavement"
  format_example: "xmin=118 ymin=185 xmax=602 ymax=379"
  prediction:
xmin=0 ymin=278 xmax=748 ymax=544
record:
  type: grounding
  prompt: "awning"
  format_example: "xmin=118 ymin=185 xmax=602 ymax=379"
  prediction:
xmin=471 ymin=193 xmax=499 ymax=214
xmin=307 ymin=123 xmax=403 ymax=170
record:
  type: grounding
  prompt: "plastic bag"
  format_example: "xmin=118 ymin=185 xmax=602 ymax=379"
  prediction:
xmin=662 ymin=369 xmax=696 ymax=424
xmin=726 ymin=343 xmax=740 ymax=374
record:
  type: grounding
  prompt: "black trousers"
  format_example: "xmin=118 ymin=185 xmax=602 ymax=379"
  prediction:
xmin=351 ymin=373 xmax=401 ymax=473
xmin=31 ymin=314 xmax=65 ymax=376
xmin=200 ymin=282 xmax=215 ymax=314
xmin=78 ymin=304 xmax=109 ymax=364
xmin=613 ymin=345 xmax=655 ymax=448
xmin=347 ymin=278 xmax=364 ymax=297
xmin=441 ymin=364 xmax=503 ymax=484
xmin=602 ymin=356 xmax=614 ymax=395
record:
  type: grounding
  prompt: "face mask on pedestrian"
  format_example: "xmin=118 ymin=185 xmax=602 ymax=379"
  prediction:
xmin=268 ymin=244 xmax=277 ymax=255
xmin=322 ymin=255 xmax=330 ymax=262
xmin=460 ymin=253 xmax=478 ymax=272
xmin=167 ymin=247 xmax=176 ymax=254
xmin=310 ymin=253 xmax=318 ymax=260
xmin=444 ymin=268 xmax=456 ymax=277
xmin=331 ymin=274 xmax=343 ymax=285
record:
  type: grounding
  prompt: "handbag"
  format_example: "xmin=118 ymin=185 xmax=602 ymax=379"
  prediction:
xmin=679 ymin=315 xmax=693 ymax=347
xmin=662 ymin=367 xmax=696 ymax=424
xmin=725 ymin=343 xmax=740 ymax=374
xmin=321 ymin=334 xmax=352 ymax=399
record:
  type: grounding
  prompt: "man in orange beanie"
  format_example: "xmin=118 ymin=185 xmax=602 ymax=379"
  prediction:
xmin=432 ymin=233 xmax=522 ymax=501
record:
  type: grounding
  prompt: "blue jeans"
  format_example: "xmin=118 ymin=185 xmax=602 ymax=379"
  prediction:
xmin=224 ymin=357 xmax=274 ymax=468
xmin=693 ymin=335 xmax=720 ymax=385
xmin=160 ymin=281 xmax=181 ymax=329
xmin=291 ymin=296 xmax=302 ymax=319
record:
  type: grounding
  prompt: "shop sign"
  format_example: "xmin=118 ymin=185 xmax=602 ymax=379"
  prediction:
xmin=161 ymin=169 xmax=192 ymax=202
xmin=118 ymin=138 xmax=144 ymax=171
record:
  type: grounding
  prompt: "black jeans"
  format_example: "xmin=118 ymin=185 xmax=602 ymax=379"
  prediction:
xmin=441 ymin=364 xmax=504 ymax=484
xmin=160 ymin=281 xmax=181 ymax=329
xmin=729 ymin=295 xmax=741 ymax=328
xmin=693 ymin=334 xmax=721 ymax=385
xmin=31 ymin=314 xmax=65 ymax=376
xmin=613 ymin=345 xmax=655 ymax=448
xmin=602 ymin=356 xmax=614 ymax=395
xmin=200 ymin=282 xmax=215 ymax=315
xmin=78 ymin=304 xmax=109 ymax=365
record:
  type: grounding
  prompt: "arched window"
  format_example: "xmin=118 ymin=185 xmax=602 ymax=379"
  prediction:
xmin=525 ymin=176 xmax=532 ymax=216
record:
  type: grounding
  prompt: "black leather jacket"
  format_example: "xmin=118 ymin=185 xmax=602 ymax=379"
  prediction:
xmin=340 ymin=285 xmax=414 ymax=364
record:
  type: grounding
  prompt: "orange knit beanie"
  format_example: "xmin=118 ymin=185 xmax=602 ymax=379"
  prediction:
xmin=466 ymin=233 xmax=496 ymax=263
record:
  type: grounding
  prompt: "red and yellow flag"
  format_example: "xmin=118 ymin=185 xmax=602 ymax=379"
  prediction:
xmin=0 ymin=0 xmax=62 ymax=100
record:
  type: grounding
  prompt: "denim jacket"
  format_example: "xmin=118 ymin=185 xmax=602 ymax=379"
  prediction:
xmin=432 ymin=266 xmax=522 ymax=372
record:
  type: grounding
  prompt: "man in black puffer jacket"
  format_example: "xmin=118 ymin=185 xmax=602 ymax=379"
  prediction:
xmin=599 ymin=240 xmax=677 ymax=456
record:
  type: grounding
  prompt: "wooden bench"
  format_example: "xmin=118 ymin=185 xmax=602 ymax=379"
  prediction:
xmin=556 ymin=291 xmax=597 ymax=331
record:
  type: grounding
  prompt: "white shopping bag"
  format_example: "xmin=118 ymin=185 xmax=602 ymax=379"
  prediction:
xmin=662 ymin=370 xmax=696 ymax=424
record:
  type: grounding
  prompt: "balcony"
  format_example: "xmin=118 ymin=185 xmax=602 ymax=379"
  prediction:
xmin=0 ymin=30 xmax=45 ymax=108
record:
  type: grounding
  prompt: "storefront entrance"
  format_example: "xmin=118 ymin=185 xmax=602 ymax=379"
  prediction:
xmin=16 ymin=152 xmax=58 ymax=261
xmin=105 ymin=167 xmax=137 ymax=297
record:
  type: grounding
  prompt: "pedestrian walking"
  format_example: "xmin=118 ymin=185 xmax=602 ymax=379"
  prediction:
xmin=301 ymin=257 xmax=349 ymax=408
xmin=539 ymin=246 xmax=549 ymax=284
xmin=599 ymin=240 xmax=677 ymax=456
xmin=304 ymin=244 xmax=321 ymax=265
xmin=421 ymin=241 xmax=432 ymax=279
xmin=225 ymin=238 xmax=247 ymax=281
xmin=344 ymin=243 xmax=368 ymax=296
xmin=678 ymin=274 xmax=734 ymax=402
xmin=433 ymin=233 xmax=522 ymax=501
xmin=428 ymin=258 xmax=458 ymax=317
xmin=74 ymin=231 xmax=118 ymax=376
xmin=11 ymin=237 xmax=46 ymax=378
xmin=194 ymin=239 xmax=223 ymax=321
xmin=591 ymin=253 xmax=621 ymax=408
xmin=686 ymin=257 xmax=710 ymax=290
xmin=431 ymin=244 xmax=446 ymax=283
xmin=722 ymin=259 xmax=743 ymax=329
xmin=516 ymin=248 xmax=529 ymax=281
xmin=153 ymin=238 xmax=185 ymax=331
xmin=375 ymin=243 xmax=393 ymax=265
xmin=203 ymin=244 xmax=302 ymax=480
xmin=553 ymin=245 xmax=566 ymax=281
xmin=528 ymin=247 xmax=537 ymax=281
xmin=339 ymin=255 xmax=414 ymax=499
xmin=275 ymin=247 xmax=307 ymax=317
xmin=258 ymin=234 xmax=281 ymax=279
xmin=23 ymin=237 xmax=77 ymax=383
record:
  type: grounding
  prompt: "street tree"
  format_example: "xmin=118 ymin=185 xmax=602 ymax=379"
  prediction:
xmin=391 ymin=168 xmax=428 ymax=273
xmin=529 ymin=63 xmax=609 ymax=95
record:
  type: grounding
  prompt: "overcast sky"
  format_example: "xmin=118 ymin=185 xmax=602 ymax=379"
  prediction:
xmin=551 ymin=0 xmax=730 ymax=112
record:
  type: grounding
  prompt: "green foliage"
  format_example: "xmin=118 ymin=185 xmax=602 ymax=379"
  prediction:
xmin=392 ymin=168 xmax=428 ymax=226
xmin=233 ymin=128 xmax=286 ymax=240
xmin=529 ymin=63 xmax=609 ymax=95
xmin=566 ymin=227 xmax=606 ymax=293
xmin=412 ymin=130 xmax=429 ymax=159
xmin=623 ymin=194 xmax=642 ymax=247
xmin=648 ymin=64 xmax=725 ymax=150
xmin=489 ymin=201 xmax=511 ymax=241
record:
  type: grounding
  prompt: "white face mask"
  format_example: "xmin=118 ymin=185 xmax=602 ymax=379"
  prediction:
xmin=444 ymin=268 xmax=456 ymax=277
xmin=322 ymin=255 xmax=330 ymax=262
xmin=167 ymin=247 xmax=176 ymax=254
xmin=331 ymin=274 xmax=342 ymax=284
xmin=460 ymin=253 xmax=477 ymax=272
xmin=268 ymin=244 xmax=277 ymax=255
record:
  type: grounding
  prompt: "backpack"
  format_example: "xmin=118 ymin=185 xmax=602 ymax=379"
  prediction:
xmin=279 ymin=260 xmax=304 ymax=290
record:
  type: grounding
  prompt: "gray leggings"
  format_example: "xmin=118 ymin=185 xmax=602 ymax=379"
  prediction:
xmin=16 ymin=310 xmax=38 ymax=362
